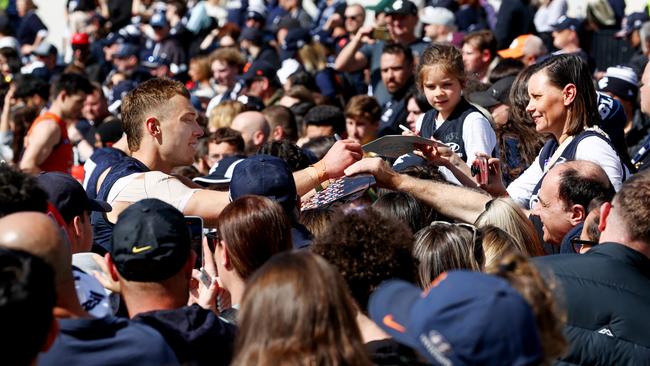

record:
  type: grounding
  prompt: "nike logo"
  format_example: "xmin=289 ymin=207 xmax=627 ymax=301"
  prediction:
xmin=383 ymin=314 xmax=406 ymax=333
xmin=132 ymin=245 xmax=152 ymax=254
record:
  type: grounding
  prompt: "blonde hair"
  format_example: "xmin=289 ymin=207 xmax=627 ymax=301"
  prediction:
xmin=208 ymin=100 xmax=245 ymax=131
xmin=475 ymin=198 xmax=544 ymax=257
xmin=297 ymin=43 xmax=328 ymax=74
xmin=480 ymin=225 xmax=521 ymax=269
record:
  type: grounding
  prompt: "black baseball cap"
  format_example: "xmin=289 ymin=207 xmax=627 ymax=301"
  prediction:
xmin=468 ymin=76 xmax=517 ymax=108
xmin=36 ymin=172 xmax=111 ymax=223
xmin=384 ymin=0 xmax=417 ymax=16
xmin=110 ymin=199 xmax=191 ymax=282
xmin=229 ymin=155 xmax=297 ymax=212
xmin=240 ymin=60 xmax=279 ymax=84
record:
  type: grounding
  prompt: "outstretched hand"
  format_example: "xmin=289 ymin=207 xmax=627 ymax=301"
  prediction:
xmin=344 ymin=157 xmax=401 ymax=189
xmin=321 ymin=139 xmax=363 ymax=179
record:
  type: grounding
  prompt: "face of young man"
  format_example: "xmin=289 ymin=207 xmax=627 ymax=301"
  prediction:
xmin=158 ymin=95 xmax=204 ymax=167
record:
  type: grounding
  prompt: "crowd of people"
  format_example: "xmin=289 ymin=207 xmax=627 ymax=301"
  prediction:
xmin=1 ymin=0 xmax=650 ymax=364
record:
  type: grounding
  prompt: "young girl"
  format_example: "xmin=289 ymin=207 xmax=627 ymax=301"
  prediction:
xmin=416 ymin=43 xmax=497 ymax=165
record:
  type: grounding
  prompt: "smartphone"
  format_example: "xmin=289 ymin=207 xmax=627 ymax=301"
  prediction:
xmin=185 ymin=216 xmax=204 ymax=269
xmin=371 ymin=27 xmax=391 ymax=41
xmin=471 ymin=156 xmax=489 ymax=185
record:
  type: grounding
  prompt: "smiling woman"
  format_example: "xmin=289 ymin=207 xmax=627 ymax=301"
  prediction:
xmin=505 ymin=55 xmax=629 ymax=209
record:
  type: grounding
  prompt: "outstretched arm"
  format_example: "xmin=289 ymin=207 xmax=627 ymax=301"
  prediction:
xmin=345 ymin=158 xmax=491 ymax=223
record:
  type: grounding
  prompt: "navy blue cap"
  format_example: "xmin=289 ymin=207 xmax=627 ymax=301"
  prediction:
xmin=239 ymin=27 xmax=263 ymax=43
xmin=619 ymin=12 xmax=649 ymax=36
xmin=150 ymin=12 xmax=168 ymax=28
xmin=113 ymin=43 xmax=139 ymax=58
xmin=142 ymin=55 xmax=170 ymax=68
xmin=108 ymin=80 xmax=138 ymax=113
xmin=369 ymin=271 xmax=543 ymax=366
xmin=246 ymin=9 xmax=265 ymax=21
xmin=229 ymin=154 xmax=297 ymax=210
xmin=32 ymin=43 xmax=57 ymax=56
xmin=193 ymin=155 xmax=246 ymax=187
xmin=280 ymin=28 xmax=311 ymax=60
xmin=110 ymin=199 xmax=191 ymax=282
xmin=241 ymin=60 xmax=279 ymax=84
xmin=37 ymin=172 xmax=111 ymax=223
xmin=552 ymin=16 xmax=582 ymax=32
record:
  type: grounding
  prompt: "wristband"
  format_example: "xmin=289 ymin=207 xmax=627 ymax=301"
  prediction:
xmin=312 ymin=161 xmax=328 ymax=182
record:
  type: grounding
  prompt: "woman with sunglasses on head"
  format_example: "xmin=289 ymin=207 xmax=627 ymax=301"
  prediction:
xmin=195 ymin=195 xmax=292 ymax=323
xmin=412 ymin=221 xmax=484 ymax=289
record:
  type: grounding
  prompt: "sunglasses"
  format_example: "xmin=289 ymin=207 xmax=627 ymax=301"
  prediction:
xmin=570 ymin=237 xmax=598 ymax=253
xmin=345 ymin=14 xmax=362 ymax=20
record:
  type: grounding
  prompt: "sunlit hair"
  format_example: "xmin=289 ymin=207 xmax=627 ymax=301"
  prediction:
xmin=531 ymin=54 xmax=601 ymax=136
xmin=475 ymin=198 xmax=544 ymax=257
xmin=297 ymin=42 xmax=329 ymax=74
xmin=417 ymin=42 xmax=466 ymax=92
xmin=121 ymin=78 xmax=190 ymax=151
xmin=486 ymin=253 xmax=568 ymax=363
xmin=413 ymin=221 xmax=484 ymax=289
xmin=208 ymin=100 xmax=245 ymax=131
xmin=480 ymin=225 xmax=522 ymax=269
xmin=233 ymin=251 xmax=372 ymax=366
xmin=217 ymin=195 xmax=292 ymax=280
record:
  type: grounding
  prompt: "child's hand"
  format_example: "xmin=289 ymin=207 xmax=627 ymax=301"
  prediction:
xmin=414 ymin=138 xmax=454 ymax=167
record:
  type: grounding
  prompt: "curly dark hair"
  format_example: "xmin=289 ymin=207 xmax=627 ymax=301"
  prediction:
xmin=312 ymin=206 xmax=416 ymax=312
xmin=0 ymin=165 xmax=48 ymax=217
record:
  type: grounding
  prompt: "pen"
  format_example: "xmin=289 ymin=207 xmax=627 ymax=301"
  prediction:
xmin=334 ymin=133 xmax=342 ymax=141
xmin=399 ymin=124 xmax=411 ymax=133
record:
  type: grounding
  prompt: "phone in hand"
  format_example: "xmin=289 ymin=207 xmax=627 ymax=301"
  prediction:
xmin=371 ymin=27 xmax=391 ymax=41
xmin=185 ymin=216 xmax=204 ymax=269
xmin=471 ymin=156 xmax=489 ymax=185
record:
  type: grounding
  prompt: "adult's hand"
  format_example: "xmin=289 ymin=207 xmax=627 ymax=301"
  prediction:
xmin=344 ymin=157 xmax=401 ymax=189
xmin=320 ymin=139 xmax=363 ymax=179
xmin=473 ymin=153 xmax=508 ymax=197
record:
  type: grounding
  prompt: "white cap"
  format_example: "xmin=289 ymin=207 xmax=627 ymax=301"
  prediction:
xmin=420 ymin=7 xmax=456 ymax=27
xmin=277 ymin=58 xmax=301 ymax=85
xmin=604 ymin=66 xmax=638 ymax=86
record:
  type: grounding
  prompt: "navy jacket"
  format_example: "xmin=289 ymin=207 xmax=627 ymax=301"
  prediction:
xmin=533 ymin=243 xmax=650 ymax=365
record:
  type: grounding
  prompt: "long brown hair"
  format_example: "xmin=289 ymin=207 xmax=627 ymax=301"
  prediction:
xmin=217 ymin=195 xmax=292 ymax=280
xmin=233 ymin=251 xmax=372 ymax=366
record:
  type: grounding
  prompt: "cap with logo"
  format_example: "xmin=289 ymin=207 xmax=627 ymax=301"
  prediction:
xmin=369 ymin=271 xmax=543 ymax=366
xmin=110 ymin=199 xmax=191 ymax=282
xmin=241 ymin=60 xmax=279 ymax=84
xmin=384 ymin=0 xmax=417 ymax=16
xmin=150 ymin=12 xmax=169 ymax=28
xmin=616 ymin=12 xmax=649 ymax=38
xmin=193 ymin=155 xmax=246 ymax=187
xmin=497 ymin=34 xmax=531 ymax=59
xmin=468 ymin=75 xmax=517 ymax=108
xmin=598 ymin=66 xmax=639 ymax=102
xmin=281 ymin=28 xmax=312 ymax=61
xmin=71 ymin=33 xmax=90 ymax=46
xmin=552 ymin=16 xmax=582 ymax=32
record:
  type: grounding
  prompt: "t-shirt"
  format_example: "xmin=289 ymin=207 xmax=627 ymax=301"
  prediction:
xmin=108 ymin=171 xmax=198 ymax=212
xmin=16 ymin=11 xmax=47 ymax=46
xmin=507 ymin=136 xmax=628 ymax=208
xmin=38 ymin=316 xmax=179 ymax=365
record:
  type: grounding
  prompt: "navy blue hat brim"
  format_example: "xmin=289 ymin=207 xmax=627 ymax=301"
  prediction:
xmin=368 ymin=280 xmax=422 ymax=349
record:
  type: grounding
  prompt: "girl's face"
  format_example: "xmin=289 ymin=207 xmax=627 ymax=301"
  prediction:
xmin=526 ymin=71 xmax=567 ymax=136
xmin=421 ymin=65 xmax=462 ymax=118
